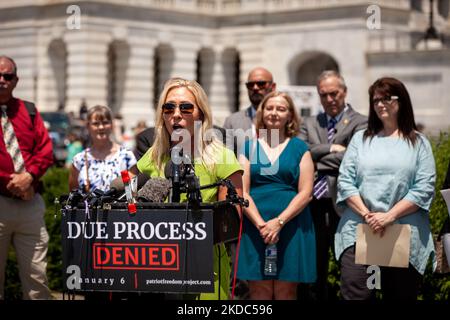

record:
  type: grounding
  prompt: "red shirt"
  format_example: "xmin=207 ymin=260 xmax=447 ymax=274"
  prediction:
xmin=0 ymin=97 xmax=53 ymax=196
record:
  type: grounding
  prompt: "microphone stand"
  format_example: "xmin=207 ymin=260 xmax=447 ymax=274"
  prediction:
xmin=171 ymin=164 xmax=181 ymax=203
xmin=200 ymin=179 xmax=249 ymax=207
xmin=198 ymin=179 xmax=248 ymax=300
xmin=166 ymin=153 xmax=248 ymax=299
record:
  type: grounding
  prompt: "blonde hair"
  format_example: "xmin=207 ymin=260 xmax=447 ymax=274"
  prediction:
xmin=255 ymin=91 xmax=300 ymax=137
xmin=149 ymin=78 xmax=222 ymax=171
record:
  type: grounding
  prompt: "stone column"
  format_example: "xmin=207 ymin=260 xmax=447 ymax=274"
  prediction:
xmin=236 ymin=37 xmax=265 ymax=110
xmin=64 ymin=29 xmax=110 ymax=114
xmin=2 ymin=27 xmax=39 ymax=105
xmin=208 ymin=45 xmax=228 ymax=125
xmin=120 ymin=35 xmax=156 ymax=129
xmin=207 ymin=45 xmax=239 ymax=125
xmin=171 ymin=40 xmax=199 ymax=80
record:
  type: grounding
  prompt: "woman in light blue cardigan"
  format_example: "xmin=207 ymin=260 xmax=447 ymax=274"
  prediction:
xmin=335 ymin=77 xmax=436 ymax=300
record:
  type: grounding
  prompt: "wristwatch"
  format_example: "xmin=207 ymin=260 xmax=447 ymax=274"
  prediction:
xmin=277 ymin=216 xmax=285 ymax=227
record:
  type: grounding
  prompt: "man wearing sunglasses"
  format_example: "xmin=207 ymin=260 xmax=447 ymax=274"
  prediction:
xmin=0 ymin=56 xmax=53 ymax=299
xmin=223 ymin=67 xmax=276 ymax=155
xmin=298 ymin=70 xmax=367 ymax=301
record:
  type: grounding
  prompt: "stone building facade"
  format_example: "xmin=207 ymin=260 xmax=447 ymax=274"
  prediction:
xmin=0 ymin=0 xmax=449 ymax=133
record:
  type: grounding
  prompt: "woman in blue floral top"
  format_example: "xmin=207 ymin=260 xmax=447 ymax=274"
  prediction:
xmin=69 ymin=105 xmax=136 ymax=192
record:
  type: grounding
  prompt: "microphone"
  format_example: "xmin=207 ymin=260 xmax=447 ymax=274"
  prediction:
xmin=64 ymin=189 xmax=85 ymax=208
xmin=88 ymin=188 xmax=104 ymax=207
xmin=121 ymin=170 xmax=137 ymax=214
xmin=164 ymin=160 xmax=172 ymax=180
xmin=109 ymin=172 xmax=151 ymax=195
xmin=182 ymin=153 xmax=194 ymax=174
xmin=136 ymin=178 xmax=172 ymax=202
xmin=171 ymin=146 xmax=184 ymax=195
xmin=165 ymin=159 xmax=182 ymax=203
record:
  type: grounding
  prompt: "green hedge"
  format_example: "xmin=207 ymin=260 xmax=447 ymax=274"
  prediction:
xmin=422 ymin=132 xmax=450 ymax=300
xmin=4 ymin=132 xmax=450 ymax=299
xmin=41 ymin=167 xmax=69 ymax=291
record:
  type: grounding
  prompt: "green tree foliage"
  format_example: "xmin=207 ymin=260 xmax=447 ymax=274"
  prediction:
xmin=42 ymin=167 xmax=69 ymax=290
xmin=421 ymin=132 xmax=450 ymax=300
xmin=429 ymin=132 xmax=450 ymax=233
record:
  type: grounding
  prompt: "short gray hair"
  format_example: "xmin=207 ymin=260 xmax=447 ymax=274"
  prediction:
xmin=316 ymin=70 xmax=346 ymax=91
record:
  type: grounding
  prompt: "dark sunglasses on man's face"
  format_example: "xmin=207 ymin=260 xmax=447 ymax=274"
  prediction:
xmin=162 ymin=102 xmax=195 ymax=114
xmin=0 ymin=73 xmax=16 ymax=81
xmin=245 ymin=81 xmax=271 ymax=90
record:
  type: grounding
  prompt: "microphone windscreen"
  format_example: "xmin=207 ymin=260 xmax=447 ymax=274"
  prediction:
xmin=137 ymin=178 xmax=172 ymax=202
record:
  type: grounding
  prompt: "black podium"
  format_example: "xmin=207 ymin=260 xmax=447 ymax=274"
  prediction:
xmin=61 ymin=202 xmax=239 ymax=293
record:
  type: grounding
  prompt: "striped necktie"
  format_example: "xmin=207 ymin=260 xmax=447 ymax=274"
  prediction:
xmin=1 ymin=104 xmax=25 ymax=173
xmin=327 ymin=117 xmax=337 ymax=141
xmin=313 ymin=117 xmax=337 ymax=199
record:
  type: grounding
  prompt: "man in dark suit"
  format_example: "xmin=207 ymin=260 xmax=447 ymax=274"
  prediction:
xmin=298 ymin=70 xmax=367 ymax=300
xmin=134 ymin=126 xmax=155 ymax=160
xmin=223 ymin=67 xmax=276 ymax=155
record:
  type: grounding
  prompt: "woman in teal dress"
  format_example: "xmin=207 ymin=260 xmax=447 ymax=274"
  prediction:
xmin=127 ymin=78 xmax=243 ymax=300
xmin=237 ymin=91 xmax=316 ymax=300
xmin=335 ymin=77 xmax=436 ymax=300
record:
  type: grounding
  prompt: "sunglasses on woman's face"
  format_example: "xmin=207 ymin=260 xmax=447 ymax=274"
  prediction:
xmin=162 ymin=102 xmax=195 ymax=114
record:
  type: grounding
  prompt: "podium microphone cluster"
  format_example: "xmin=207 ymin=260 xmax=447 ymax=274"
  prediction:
xmin=109 ymin=173 xmax=171 ymax=203
xmin=164 ymin=145 xmax=193 ymax=203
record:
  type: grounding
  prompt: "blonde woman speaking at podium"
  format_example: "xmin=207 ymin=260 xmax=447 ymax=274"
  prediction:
xmin=126 ymin=77 xmax=243 ymax=300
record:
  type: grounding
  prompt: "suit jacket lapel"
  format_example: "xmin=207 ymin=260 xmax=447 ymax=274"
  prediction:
xmin=317 ymin=113 xmax=329 ymax=143
xmin=334 ymin=104 xmax=355 ymax=140
xmin=244 ymin=106 xmax=255 ymax=131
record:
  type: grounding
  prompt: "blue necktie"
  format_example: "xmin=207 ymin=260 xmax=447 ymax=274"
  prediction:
xmin=313 ymin=118 xmax=337 ymax=199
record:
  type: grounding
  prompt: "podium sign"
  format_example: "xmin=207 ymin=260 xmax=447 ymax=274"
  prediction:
xmin=61 ymin=205 xmax=214 ymax=293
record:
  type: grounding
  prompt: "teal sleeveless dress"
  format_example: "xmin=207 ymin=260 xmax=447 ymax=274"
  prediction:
xmin=237 ymin=137 xmax=316 ymax=282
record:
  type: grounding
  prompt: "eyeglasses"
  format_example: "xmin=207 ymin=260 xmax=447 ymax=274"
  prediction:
xmin=372 ymin=96 xmax=399 ymax=106
xmin=162 ymin=102 xmax=195 ymax=115
xmin=245 ymin=81 xmax=271 ymax=90
xmin=0 ymin=73 xmax=16 ymax=81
